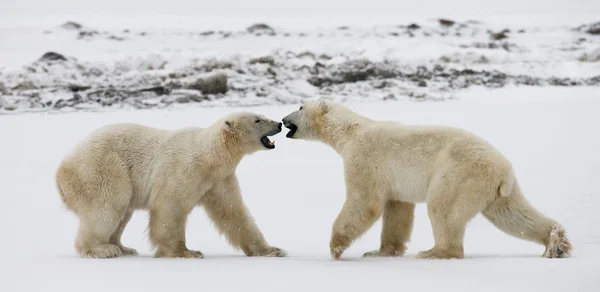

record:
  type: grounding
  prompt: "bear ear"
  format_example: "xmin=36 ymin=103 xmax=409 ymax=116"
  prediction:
xmin=224 ymin=120 xmax=233 ymax=130
xmin=318 ymin=99 xmax=330 ymax=113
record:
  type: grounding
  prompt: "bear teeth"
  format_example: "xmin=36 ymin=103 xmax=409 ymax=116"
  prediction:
xmin=269 ymin=140 xmax=275 ymax=146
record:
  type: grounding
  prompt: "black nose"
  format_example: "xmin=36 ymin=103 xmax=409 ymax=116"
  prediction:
xmin=277 ymin=122 xmax=282 ymax=130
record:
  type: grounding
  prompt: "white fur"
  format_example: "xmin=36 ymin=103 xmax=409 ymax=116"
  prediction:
xmin=283 ymin=100 xmax=571 ymax=259
xmin=56 ymin=112 xmax=286 ymax=258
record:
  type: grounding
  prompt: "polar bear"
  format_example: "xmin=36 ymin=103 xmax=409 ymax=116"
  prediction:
xmin=56 ymin=112 xmax=286 ymax=259
xmin=282 ymin=100 xmax=571 ymax=260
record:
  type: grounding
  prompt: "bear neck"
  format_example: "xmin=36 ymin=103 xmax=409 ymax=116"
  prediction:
xmin=211 ymin=128 xmax=246 ymax=168
xmin=315 ymin=111 xmax=370 ymax=154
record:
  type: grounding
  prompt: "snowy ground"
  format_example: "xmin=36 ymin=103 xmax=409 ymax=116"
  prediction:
xmin=1 ymin=13 xmax=599 ymax=112
xmin=1 ymin=87 xmax=599 ymax=291
xmin=1 ymin=1 xmax=600 ymax=290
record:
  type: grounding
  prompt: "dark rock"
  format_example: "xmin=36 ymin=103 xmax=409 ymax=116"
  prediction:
xmin=0 ymin=82 xmax=6 ymax=94
xmin=247 ymin=23 xmax=275 ymax=35
xmin=588 ymin=27 xmax=600 ymax=35
xmin=407 ymin=23 xmax=420 ymax=30
xmin=465 ymin=20 xmax=482 ymax=25
xmin=296 ymin=51 xmax=316 ymax=59
xmin=168 ymin=72 xmax=184 ymax=79
xmin=548 ymin=78 xmax=579 ymax=86
xmin=85 ymin=68 xmax=103 ymax=77
xmin=60 ymin=21 xmax=82 ymax=30
xmin=108 ymin=35 xmax=125 ymax=41
xmin=200 ymin=31 xmax=215 ymax=36
xmin=138 ymin=86 xmax=171 ymax=95
xmin=68 ymin=84 xmax=91 ymax=92
xmin=439 ymin=18 xmax=455 ymax=27
xmin=123 ymin=29 xmax=130 ymax=33
xmin=77 ymin=30 xmax=99 ymax=39
xmin=373 ymin=80 xmax=388 ymax=89
xmin=307 ymin=59 xmax=401 ymax=87
xmin=3 ymin=104 xmax=17 ymax=111
xmin=337 ymin=26 xmax=349 ymax=30
xmin=490 ymin=31 xmax=509 ymax=40
xmin=418 ymin=80 xmax=427 ymax=87
xmin=249 ymin=56 xmax=275 ymax=65
xmin=39 ymin=52 xmax=67 ymax=62
xmin=383 ymin=94 xmax=395 ymax=100
xmin=586 ymin=75 xmax=600 ymax=85
xmin=164 ymin=80 xmax=183 ymax=90
xmin=175 ymin=96 xmax=191 ymax=103
xmin=580 ymin=22 xmax=600 ymax=35
xmin=389 ymin=32 xmax=399 ymax=36
xmin=186 ymin=73 xmax=228 ymax=94
xmin=12 ymin=80 xmax=38 ymax=91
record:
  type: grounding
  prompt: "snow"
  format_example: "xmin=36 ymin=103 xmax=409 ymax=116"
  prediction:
xmin=2 ymin=17 xmax=599 ymax=113
xmin=1 ymin=86 xmax=600 ymax=291
xmin=1 ymin=0 xmax=600 ymax=290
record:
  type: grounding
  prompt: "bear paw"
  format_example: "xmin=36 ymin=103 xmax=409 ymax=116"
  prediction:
xmin=363 ymin=248 xmax=406 ymax=258
xmin=118 ymin=245 xmax=139 ymax=256
xmin=416 ymin=247 xmax=464 ymax=259
xmin=251 ymin=246 xmax=287 ymax=257
xmin=155 ymin=248 xmax=204 ymax=259
xmin=330 ymin=233 xmax=351 ymax=260
xmin=80 ymin=244 xmax=122 ymax=259
xmin=543 ymin=224 xmax=571 ymax=258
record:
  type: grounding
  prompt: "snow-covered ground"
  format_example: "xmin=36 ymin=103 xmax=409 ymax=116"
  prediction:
xmin=1 ymin=87 xmax=599 ymax=291
xmin=1 ymin=1 xmax=600 ymax=290
xmin=1 ymin=11 xmax=599 ymax=112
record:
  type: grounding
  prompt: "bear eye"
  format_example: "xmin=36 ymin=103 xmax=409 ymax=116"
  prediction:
xmin=255 ymin=119 xmax=260 ymax=123
xmin=299 ymin=106 xmax=303 ymax=110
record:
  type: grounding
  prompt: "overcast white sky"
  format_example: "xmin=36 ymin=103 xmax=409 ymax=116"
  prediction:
xmin=2 ymin=0 xmax=600 ymax=16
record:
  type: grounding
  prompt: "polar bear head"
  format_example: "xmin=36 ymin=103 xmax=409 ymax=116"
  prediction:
xmin=281 ymin=100 xmax=334 ymax=141
xmin=221 ymin=112 xmax=282 ymax=152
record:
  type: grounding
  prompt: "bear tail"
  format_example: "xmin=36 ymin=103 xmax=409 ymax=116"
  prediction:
xmin=498 ymin=168 xmax=515 ymax=197
xmin=483 ymin=183 xmax=572 ymax=258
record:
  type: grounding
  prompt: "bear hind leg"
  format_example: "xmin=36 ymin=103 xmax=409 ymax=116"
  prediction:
xmin=364 ymin=200 xmax=415 ymax=257
xmin=417 ymin=173 xmax=496 ymax=259
xmin=108 ymin=209 xmax=138 ymax=256
xmin=76 ymin=208 xmax=126 ymax=259
xmin=149 ymin=203 xmax=202 ymax=258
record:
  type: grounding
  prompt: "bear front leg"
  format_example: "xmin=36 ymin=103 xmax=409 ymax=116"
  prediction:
xmin=364 ymin=200 xmax=415 ymax=257
xmin=330 ymin=181 xmax=383 ymax=260
xmin=201 ymin=175 xmax=286 ymax=257
xmin=149 ymin=200 xmax=202 ymax=258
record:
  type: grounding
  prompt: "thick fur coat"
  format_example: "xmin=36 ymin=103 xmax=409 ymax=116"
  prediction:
xmin=282 ymin=100 xmax=571 ymax=259
xmin=56 ymin=112 xmax=286 ymax=258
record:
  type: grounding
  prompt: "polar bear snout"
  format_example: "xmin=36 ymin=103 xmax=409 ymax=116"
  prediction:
xmin=282 ymin=118 xmax=298 ymax=138
xmin=259 ymin=121 xmax=282 ymax=149
xmin=265 ymin=122 xmax=282 ymax=136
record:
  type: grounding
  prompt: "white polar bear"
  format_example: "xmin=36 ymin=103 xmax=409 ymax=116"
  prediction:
xmin=56 ymin=112 xmax=286 ymax=259
xmin=282 ymin=100 xmax=571 ymax=260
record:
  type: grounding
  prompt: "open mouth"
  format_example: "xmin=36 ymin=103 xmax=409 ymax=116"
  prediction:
xmin=284 ymin=123 xmax=298 ymax=138
xmin=260 ymin=136 xmax=276 ymax=149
